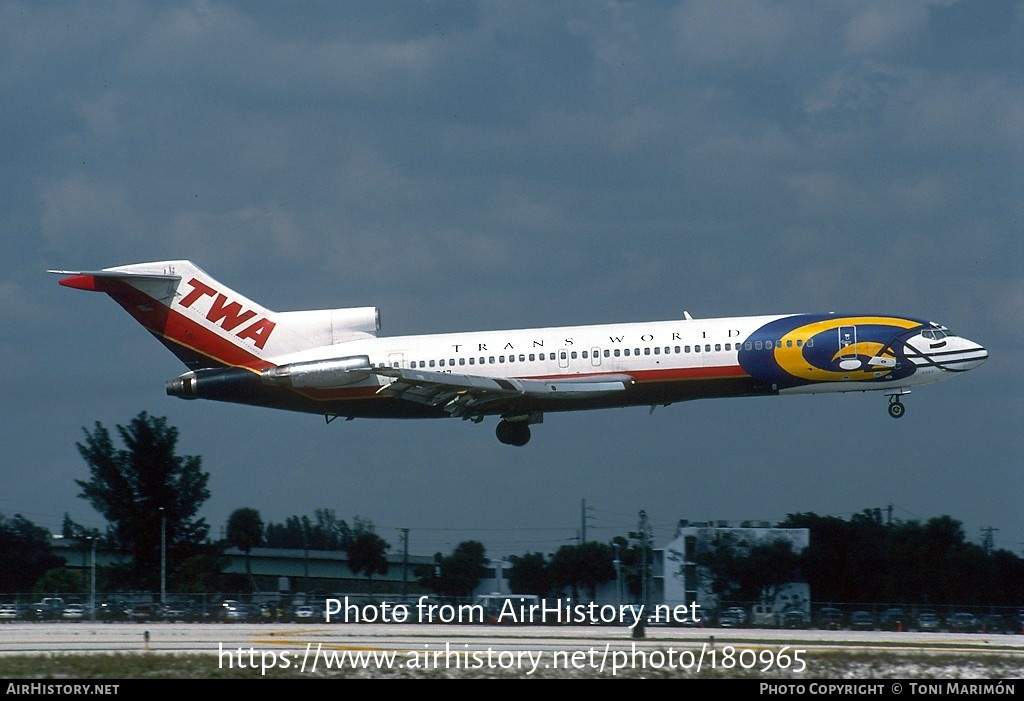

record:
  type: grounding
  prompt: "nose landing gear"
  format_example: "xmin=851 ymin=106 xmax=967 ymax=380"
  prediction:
xmin=887 ymin=394 xmax=906 ymax=418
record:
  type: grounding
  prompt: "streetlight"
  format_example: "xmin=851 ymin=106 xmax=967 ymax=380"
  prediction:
xmin=88 ymin=536 xmax=97 ymax=623
xmin=159 ymin=507 xmax=166 ymax=606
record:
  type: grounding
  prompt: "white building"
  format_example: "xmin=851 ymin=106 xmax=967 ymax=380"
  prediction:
xmin=661 ymin=520 xmax=810 ymax=617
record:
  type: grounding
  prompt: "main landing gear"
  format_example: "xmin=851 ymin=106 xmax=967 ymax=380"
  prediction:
xmin=887 ymin=394 xmax=906 ymax=419
xmin=495 ymin=413 xmax=542 ymax=446
xmin=496 ymin=420 xmax=531 ymax=446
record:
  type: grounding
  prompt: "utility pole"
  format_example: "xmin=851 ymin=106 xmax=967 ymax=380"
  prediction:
xmin=581 ymin=499 xmax=594 ymax=543
xmin=401 ymin=528 xmax=410 ymax=599
xmin=159 ymin=507 xmax=166 ymax=606
xmin=981 ymin=527 xmax=998 ymax=556
xmin=637 ymin=510 xmax=652 ymax=607
xmin=89 ymin=537 xmax=97 ymax=623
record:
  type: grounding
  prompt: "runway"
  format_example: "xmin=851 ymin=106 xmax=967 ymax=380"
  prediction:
xmin=1 ymin=621 xmax=1021 ymax=680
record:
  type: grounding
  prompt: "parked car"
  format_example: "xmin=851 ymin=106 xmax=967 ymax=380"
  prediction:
xmin=292 ymin=604 xmax=322 ymax=621
xmin=126 ymin=603 xmax=161 ymax=622
xmin=96 ymin=600 xmax=128 ymax=621
xmin=30 ymin=598 xmax=65 ymax=621
xmin=161 ymin=602 xmax=191 ymax=621
xmin=224 ymin=602 xmax=255 ymax=621
xmin=0 ymin=604 xmax=24 ymax=621
xmin=946 ymin=612 xmax=980 ymax=633
xmin=916 ymin=611 xmax=942 ymax=632
xmin=61 ymin=603 xmax=88 ymax=620
xmin=817 ymin=607 xmax=845 ymax=630
xmin=980 ymin=614 xmax=1007 ymax=634
xmin=879 ymin=608 xmax=909 ymax=631
xmin=717 ymin=606 xmax=747 ymax=628
xmin=781 ymin=610 xmax=810 ymax=629
xmin=849 ymin=611 xmax=876 ymax=631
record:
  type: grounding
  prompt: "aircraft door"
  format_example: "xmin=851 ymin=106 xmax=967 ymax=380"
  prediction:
xmin=591 ymin=347 xmax=602 ymax=367
xmin=388 ymin=352 xmax=405 ymax=369
xmin=558 ymin=348 xmax=569 ymax=369
xmin=838 ymin=327 xmax=857 ymax=358
xmin=838 ymin=326 xmax=860 ymax=370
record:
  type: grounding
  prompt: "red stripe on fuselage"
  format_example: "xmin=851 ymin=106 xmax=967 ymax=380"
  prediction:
xmin=289 ymin=363 xmax=750 ymax=403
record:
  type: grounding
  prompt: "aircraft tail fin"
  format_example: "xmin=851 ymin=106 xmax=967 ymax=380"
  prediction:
xmin=49 ymin=260 xmax=380 ymax=371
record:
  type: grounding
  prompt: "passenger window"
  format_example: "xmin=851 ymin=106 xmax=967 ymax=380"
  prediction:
xmin=745 ymin=342 xmax=752 ymax=350
xmin=796 ymin=340 xmax=803 ymax=347
xmin=685 ymin=345 xmax=691 ymax=353
xmin=765 ymin=341 xmax=773 ymax=349
xmin=519 ymin=354 xmax=526 ymax=362
xmin=653 ymin=347 xmax=660 ymax=355
xmin=755 ymin=341 xmax=763 ymax=350
xmin=498 ymin=355 xmax=505 ymax=363
xmin=704 ymin=344 xmax=710 ymax=352
xmin=459 ymin=358 xmax=466 ymax=365
xmin=624 ymin=349 xmax=630 ymax=356
xmin=674 ymin=346 xmax=681 ymax=353
xmin=439 ymin=359 xmax=445 ymax=367
xmin=429 ymin=360 xmax=435 ymax=367
xmin=644 ymin=348 xmax=651 ymax=355
xmin=614 ymin=349 xmax=621 ymax=357
xmin=604 ymin=350 xmax=610 ymax=357
xmin=469 ymin=358 xmax=475 ymax=365
xmin=571 ymin=351 xmax=577 ymax=359
xmin=714 ymin=344 xmax=721 ymax=352
xmin=488 ymin=356 xmax=495 ymax=364
xmin=582 ymin=351 xmax=588 ymax=359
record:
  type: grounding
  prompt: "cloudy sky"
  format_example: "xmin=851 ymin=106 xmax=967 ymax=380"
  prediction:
xmin=3 ymin=1 xmax=1021 ymax=565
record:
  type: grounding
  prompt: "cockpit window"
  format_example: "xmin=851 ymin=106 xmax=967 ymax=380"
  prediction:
xmin=922 ymin=328 xmax=951 ymax=340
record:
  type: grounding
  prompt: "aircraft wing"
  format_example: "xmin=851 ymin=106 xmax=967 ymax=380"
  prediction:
xmin=374 ymin=367 xmax=635 ymax=419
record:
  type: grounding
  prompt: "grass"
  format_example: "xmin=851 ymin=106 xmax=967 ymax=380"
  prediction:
xmin=0 ymin=649 xmax=1020 ymax=679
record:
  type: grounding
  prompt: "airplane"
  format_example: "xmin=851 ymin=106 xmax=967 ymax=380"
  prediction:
xmin=49 ymin=260 xmax=988 ymax=446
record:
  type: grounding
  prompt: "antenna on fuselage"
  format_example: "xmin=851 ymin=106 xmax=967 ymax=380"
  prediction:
xmin=683 ymin=311 xmax=693 ymax=320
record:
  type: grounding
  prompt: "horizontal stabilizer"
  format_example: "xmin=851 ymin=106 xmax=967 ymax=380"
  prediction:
xmin=48 ymin=268 xmax=181 ymax=291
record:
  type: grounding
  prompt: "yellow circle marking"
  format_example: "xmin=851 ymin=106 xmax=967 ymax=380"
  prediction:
xmin=774 ymin=316 xmax=920 ymax=382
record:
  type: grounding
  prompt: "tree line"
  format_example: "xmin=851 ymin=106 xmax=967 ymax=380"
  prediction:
xmin=1 ymin=412 xmax=1021 ymax=610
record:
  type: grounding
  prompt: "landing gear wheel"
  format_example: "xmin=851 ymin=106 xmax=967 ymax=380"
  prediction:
xmin=496 ymin=420 xmax=531 ymax=446
xmin=887 ymin=397 xmax=905 ymax=419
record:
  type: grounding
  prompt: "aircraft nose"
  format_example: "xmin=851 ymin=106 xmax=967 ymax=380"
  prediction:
xmin=949 ymin=339 xmax=988 ymax=372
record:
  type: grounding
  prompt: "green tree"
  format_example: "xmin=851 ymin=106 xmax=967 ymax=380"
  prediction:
xmin=507 ymin=552 xmax=551 ymax=597
xmin=0 ymin=514 xmax=64 ymax=593
xmin=226 ymin=508 xmax=264 ymax=587
xmin=33 ymin=568 xmax=83 ymax=596
xmin=74 ymin=412 xmax=211 ymax=590
xmin=347 ymin=532 xmax=390 ymax=588
xmin=172 ymin=549 xmax=229 ymax=594
xmin=264 ymin=510 xmax=374 ymax=550
xmin=419 ymin=541 xmax=488 ymax=600
xmin=549 ymin=542 xmax=616 ymax=599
